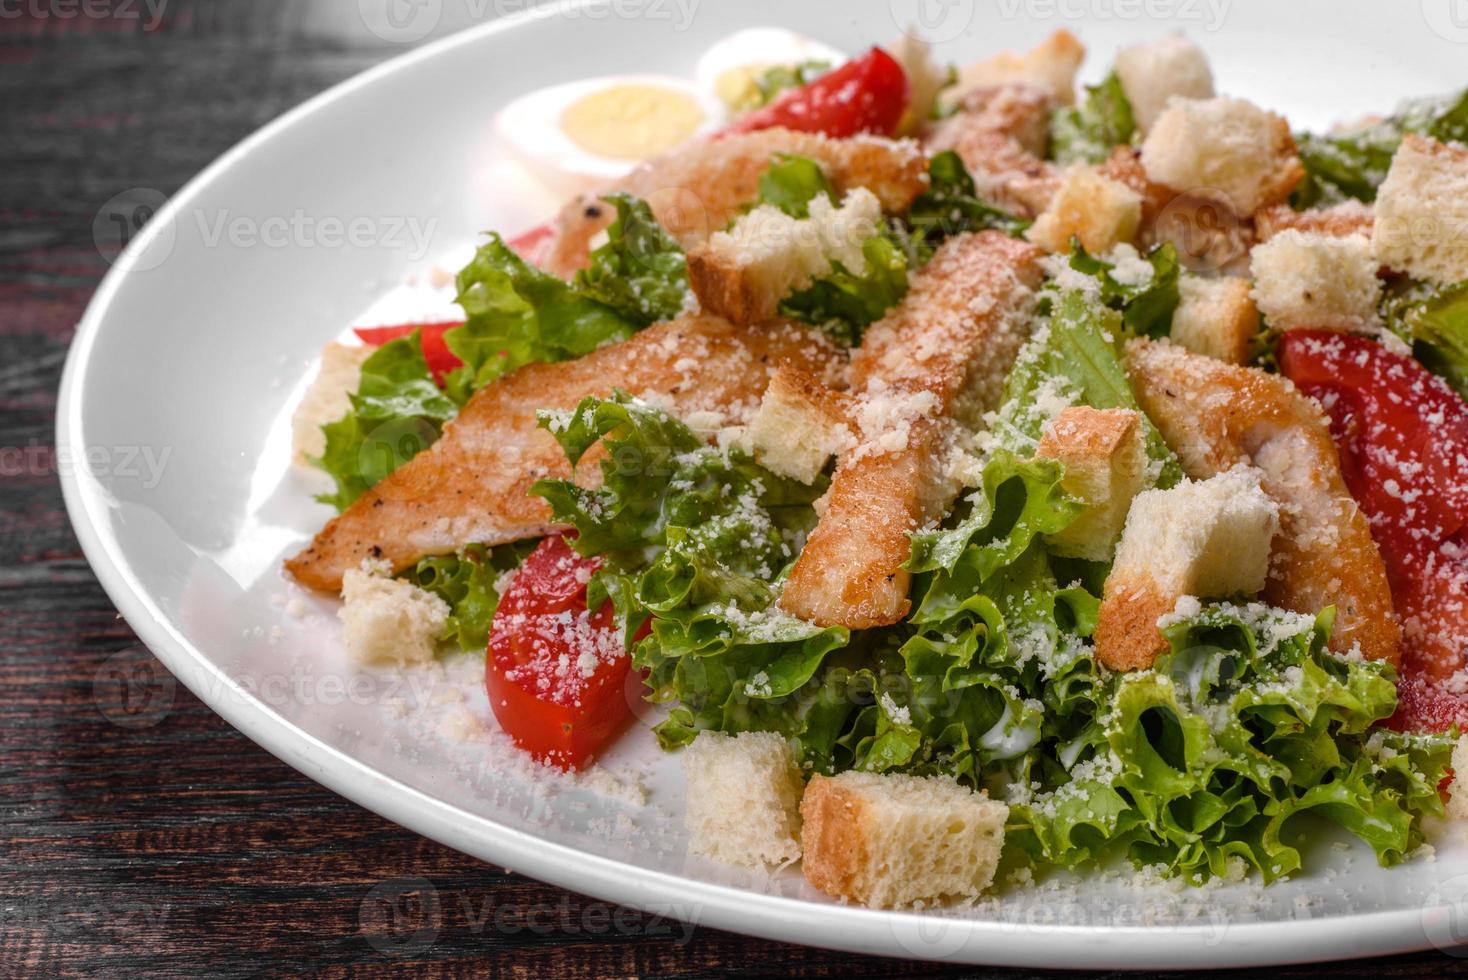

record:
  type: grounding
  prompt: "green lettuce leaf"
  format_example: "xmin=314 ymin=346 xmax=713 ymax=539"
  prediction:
xmin=752 ymin=59 xmax=830 ymax=107
xmin=779 ymin=231 xmax=910 ymax=344
xmin=907 ymin=150 xmax=1030 ymax=244
xmin=313 ymin=333 xmax=458 ymax=511
xmin=756 ymin=153 xmax=836 ymax=218
xmin=1293 ymin=89 xmax=1468 ymax=207
xmin=1383 ymin=278 xmax=1468 ymax=400
xmin=404 ymin=541 xmax=536 ymax=653
xmin=443 ymin=232 xmax=643 ymax=398
xmin=573 ymin=193 xmax=690 ymax=327
xmin=1068 ymin=242 xmax=1181 ymax=339
xmin=990 ymin=289 xmax=1184 ymax=488
xmin=1049 ymin=72 xmax=1136 ymax=166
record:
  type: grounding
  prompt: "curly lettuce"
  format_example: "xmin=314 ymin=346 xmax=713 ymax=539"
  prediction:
xmin=404 ymin=541 xmax=536 ymax=653
xmin=1383 ymin=278 xmax=1468 ymax=400
xmin=313 ymin=332 xmax=458 ymax=510
xmin=907 ymin=150 xmax=1030 ymax=244
xmin=1068 ymin=242 xmax=1181 ymax=340
xmin=1049 ymin=72 xmax=1136 ymax=166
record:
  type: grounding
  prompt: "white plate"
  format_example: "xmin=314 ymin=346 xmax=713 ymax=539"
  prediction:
xmin=59 ymin=0 xmax=1468 ymax=968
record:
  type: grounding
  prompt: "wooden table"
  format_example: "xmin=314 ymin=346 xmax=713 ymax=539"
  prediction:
xmin=2 ymin=2 xmax=1462 ymax=975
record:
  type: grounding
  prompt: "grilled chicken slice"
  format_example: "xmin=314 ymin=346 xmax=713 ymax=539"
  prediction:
xmin=777 ymin=232 xmax=1045 ymax=628
xmin=286 ymin=315 xmax=844 ymax=593
xmin=543 ymin=128 xmax=929 ymax=279
xmin=1123 ymin=338 xmax=1401 ymax=665
xmin=924 ymin=85 xmax=1059 ymax=219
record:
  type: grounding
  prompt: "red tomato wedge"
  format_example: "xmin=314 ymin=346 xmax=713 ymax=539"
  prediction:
xmin=354 ymin=321 xmax=465 ymax=385
xmin=1278 ymin=330 xmax=1468 ymax=730
xmin=723 ymin=46 xmax=910 ymax=139
xmin=486 ymin=535 xmax=643 ymax=769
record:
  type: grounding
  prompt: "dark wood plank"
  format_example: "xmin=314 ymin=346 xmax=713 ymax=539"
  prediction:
xmin=1 ymin=2 xmax=1464 ymax=975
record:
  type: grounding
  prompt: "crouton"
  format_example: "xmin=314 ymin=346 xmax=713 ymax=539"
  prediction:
xmin=1449 ymin=734 xmax=1468 ymax=822
xmin=1114 ymin=34 xmax=1215 ymax=133
xmin=743 ymin=366 xmax=856 ymax=484
xmin=1140 ymin=97 xmax=1304 ymax=216
xmin=338 ymin=560 xmax=448 ymax=666
xmin=1255 ymin=200 xmax=1373 ymax=242
xmin=1094 ymin=466 xmax=1280 ymax=671
xmin=687 ymin=188 xmax=883 ymax=325
xmin=1025 ymin=166 xmax=1143 ymax=254
xmin=1250 ymin=230 xmax=1382 ymax=332
xmin=1169 ymin=275 xmax=1259 ymax=363
xmin=1372 ymin=134 xmax=1468 ymax=286
xmin=291 ymin=342 xmax=373 ymax=465
xmin=800 ymin=771 xmax=1007 ymax=908
xmin=1125 ymin=338 xmax=1401 ymax=665
xmin=1035 ymin=407 xmax=1147 ymax=561
xmin=684 ymin=731 xmax=805 ymax=872
xmin=949 ymin=29 xmax=1085 ymax=107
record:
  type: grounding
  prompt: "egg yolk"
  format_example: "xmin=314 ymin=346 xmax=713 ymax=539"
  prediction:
xmin=561 ymin=85 xmax=704 ymax=161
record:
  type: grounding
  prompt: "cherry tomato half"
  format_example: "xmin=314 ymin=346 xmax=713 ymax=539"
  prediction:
xmin=354 ymin=321 xmax=465 ymax=386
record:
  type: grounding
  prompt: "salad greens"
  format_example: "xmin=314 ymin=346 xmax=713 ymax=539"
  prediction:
xmin=907 ymin=150 xmax=1030 ymax=244
xmin=1067 ymin=242 xmax=1181 ymax=340
xmin=750 ymin=59 xmax=831 ymax=110
xmin=1293 ymin=89 xmax=1468 ymax=207
xmin=1383 ymin=278 xmax=1468 ymax=400
xmin=313 ymin=333 xmax=459 ymax=510
xmin=405 ymin=541 xmax=537 ymax=653
xmin=1049 ymin=72 xmax=1137 ymax=166
xmin=313 ymin=193 xmax=685 ymax=508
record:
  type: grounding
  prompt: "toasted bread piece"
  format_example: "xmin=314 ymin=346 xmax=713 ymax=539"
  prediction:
xmin=1254 ymin=200 xmax=1373 ymax=242
xmin=1025 ymin=166 xmax=1143 ymax=255
xmin=1114 ymin=34 xmax=1215 ymax=133
xmin=1169 ymin=274 xmax=1259 ymax=364
xmin=925 ymin=86 xmax=1058 ymax=218
xmin=1141 ymin=97 xmax=1304 ymax=216
xmin=1036 ymin=407 xmax=1147 ymax=562
xmin=543 ymin=129 xmax=928 ymax=278
xmin=1372 ymin=134 xmax=1468 ymax=286
xmin=948 ymin=29 xmax=1085 ymax=107
xmin=779 ymin=233 xmax=1044 ymax=628
xmin=687 ymin=188 xmax=883 ymax=326
xmin=286 ymin=315 xmax=844 ymax=592
xmin=744 ymin=366 xmax=856 ymax=484
xmin=291 ymin=342 xmax=373 ymax=465
xmin=684 ymin=731 xmax=805 ymax=872
xmin=338 ymin=560 xmax=449 ymax=666
xmin=1095 ymin=466 xmax=1280 ymax=671
xmin=1250 ymin=230 xmax=1382 ymax=332
xmin=800 ymin=771 xmax=1007 ymax=908
xmin=1125 ymin=338 xmax=1401 ymax=664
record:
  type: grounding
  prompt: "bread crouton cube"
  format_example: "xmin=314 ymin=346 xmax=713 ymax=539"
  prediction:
xmin=339 ymin=560 xmax=448 ymax=666
xmin=1035 ymin=407 xmax=1147 ymax=561
xmin=684 ymin=731 xmax=804 ymax=872
xmin=292 ymin=342 xmax=373 ymax=465
xmin=1025 ymin=166 xmax=1143 ymax=255
xmin=1372 ymin=134 xmax=1468 ymax=286
xmin=1141 ymin=97 xmax=1303 ymax=216
xmin=1250 ymin=230 xmax=1382 ymax=332
xmin=744 ymin=366 xmax=856 ymax=484
xmin=687 ymin=188 xmax=882 ymax=325
xmin=800 ymin=771 xmax=1007 ymax=908
xmin=1169 ymin=275 xmax=1259 ymax=363
xmin=1094 ymin=466 xmax=1280 ymax=671
xmin=949 ymin=29 xmax=1085 ymax=107
xmin=1114 ymin=34 xmax=1215 ymax=133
